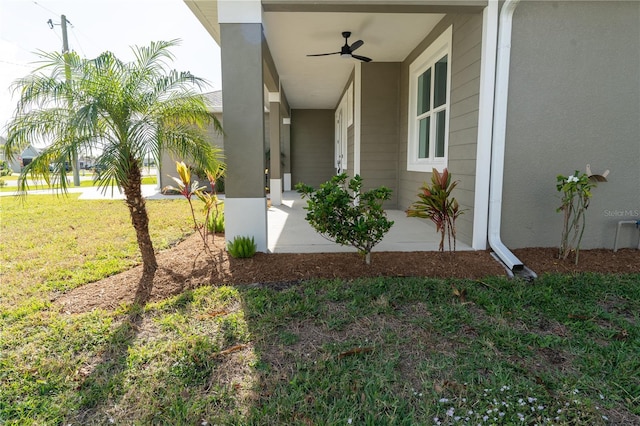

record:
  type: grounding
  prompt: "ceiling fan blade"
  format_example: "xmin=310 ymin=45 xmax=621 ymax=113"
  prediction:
xmin=306 ymin=52 xmax=341 ymax=57
xmin=350 ymin=40 xmax=364 ymax=52
xmin=352 ymin=54 xmax=372 ymax=62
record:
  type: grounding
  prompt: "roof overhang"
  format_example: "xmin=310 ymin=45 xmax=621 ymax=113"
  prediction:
xmin=185 ymin=0 xmax=487 ymax=109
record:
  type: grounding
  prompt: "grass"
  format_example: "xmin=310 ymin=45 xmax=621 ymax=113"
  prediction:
xmin=1 ymin=195 xmax=639 ymax=425
xmin=0 ymin=175 xmax=157 ymax=192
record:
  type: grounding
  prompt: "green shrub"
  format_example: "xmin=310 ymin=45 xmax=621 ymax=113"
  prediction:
xmin=0 ymin=160 xmax=11 ymax=176
xmin=227 ymin=236 xmax=257 ymax=259
xmin=296 ymin=173 xmax=394 ymax=265
xmin=556 ymin=171 xmax=595 ymax=264
xmin=0 ymin=179 xmax=6 ymax=187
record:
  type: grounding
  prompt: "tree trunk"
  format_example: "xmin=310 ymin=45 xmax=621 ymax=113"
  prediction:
xmin=122 ymin=161 xmax=157 ymax=305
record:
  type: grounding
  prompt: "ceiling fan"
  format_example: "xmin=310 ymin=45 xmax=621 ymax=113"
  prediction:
xmin=307 ymin=31 xmax=372 ymax=62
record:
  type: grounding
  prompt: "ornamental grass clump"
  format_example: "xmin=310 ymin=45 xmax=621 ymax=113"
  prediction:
xmin=407 ymin=168 xmax=463 ymax=252
xmin=227 ymin=236 xmax=257 ymax=258
xmin=556 ymin=171 xmax=595 ymax=264
xmin=296 ymin=173 xmax=394 ymax=265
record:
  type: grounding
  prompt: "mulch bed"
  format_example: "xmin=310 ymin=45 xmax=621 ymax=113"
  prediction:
xmin=54 ymin=233 xmax=640 ymax=314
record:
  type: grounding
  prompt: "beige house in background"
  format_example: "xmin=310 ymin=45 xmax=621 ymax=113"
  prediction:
xmin=181 ymin=0 xmax=640 ymax=275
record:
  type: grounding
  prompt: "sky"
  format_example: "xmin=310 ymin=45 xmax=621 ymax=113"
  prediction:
xmin=0 ymin=0 xmax=222 ymax=139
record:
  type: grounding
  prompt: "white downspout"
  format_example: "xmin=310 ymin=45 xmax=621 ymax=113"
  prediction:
xmin=488 ymin=0 xmax=525 ymax=272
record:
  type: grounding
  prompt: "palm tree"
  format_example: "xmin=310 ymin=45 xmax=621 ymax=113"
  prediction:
xmin=4 ymin=40 xmax=222 ymax=303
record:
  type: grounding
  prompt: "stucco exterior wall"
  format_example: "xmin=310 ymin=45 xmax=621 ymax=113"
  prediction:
xmin=359 ymin=62 xmax=401 ymax=207
xmin=290 ymin=109 xmax=335 ymax=188
xmin=502 ymin=1 xmax=640 ymax=249
xmin=398 ymin=13 xmax=483 ymax=246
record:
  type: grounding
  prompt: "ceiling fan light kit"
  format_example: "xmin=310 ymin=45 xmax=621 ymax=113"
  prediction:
xmin=307 ymin=31 xmax=372 ymax=62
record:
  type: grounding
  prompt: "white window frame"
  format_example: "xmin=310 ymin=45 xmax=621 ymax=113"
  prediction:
xmin=347 ymin=83 xmax=354 ymax=126
xmin=335 ymin=93 xmax=348 ymax=172
xmin=407 ymin=25 xmax=452 ymax=173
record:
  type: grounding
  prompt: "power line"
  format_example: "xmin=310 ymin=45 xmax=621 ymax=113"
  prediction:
xmin=32 ymin=1 xmax=59 ymax=17
xmin=69 ymin=27 xmax=87 ymax=57
xmin=0 ymin=60 xmax=32 ymax=68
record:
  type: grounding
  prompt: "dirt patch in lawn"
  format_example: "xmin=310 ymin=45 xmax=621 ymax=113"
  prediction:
xmin=54 ymin=233 xmax=639 ymax=314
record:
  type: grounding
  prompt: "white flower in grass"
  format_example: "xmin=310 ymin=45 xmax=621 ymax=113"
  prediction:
xmin=567 ymin=175 xmax=579 ymax=183
xmin=347 ymin=419 xmax=352 ymax=424
xmin=602 ymin=415 xmax=609 ymax=421
xmin=446 ymin=407 xmax=455 ymax=417
xmin=600 ymin=394 xmax=605 ymax=400
xmin=439 ymin=398 xmax=449 ymax=403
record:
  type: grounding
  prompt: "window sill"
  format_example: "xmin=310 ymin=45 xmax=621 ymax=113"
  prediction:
xmin=407 ymin=161 xmax=447 ymax=173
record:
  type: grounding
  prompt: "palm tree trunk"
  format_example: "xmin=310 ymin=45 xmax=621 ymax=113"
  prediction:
xmin=123 ymin=161 xmax=157 ymax=304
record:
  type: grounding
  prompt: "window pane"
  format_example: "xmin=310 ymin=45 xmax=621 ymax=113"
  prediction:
xmin=419 ymin=117 xmax=430 ymax=158
xmin=435 ymin=110 xmax=446 ymax=157
xmin=417 ymin=68 xmax=431 ymax=115
xmin=434 ymin=55 xmax=448 ymax=108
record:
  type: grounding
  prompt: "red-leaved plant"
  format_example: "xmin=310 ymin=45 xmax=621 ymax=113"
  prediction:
xmin=406 ymin=168 xmax=463 ymax=252
xmin=164 ymin=161 xmax=224 ymax=256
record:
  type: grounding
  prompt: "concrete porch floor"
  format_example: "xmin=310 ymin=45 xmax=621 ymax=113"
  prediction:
xmin=267 ymin=191 xmax=472 ymax=253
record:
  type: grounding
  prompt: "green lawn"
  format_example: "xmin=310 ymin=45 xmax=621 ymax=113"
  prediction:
xmin=1 ymin=194 xmax=638 ymax=425
xmin=0 ymin=175 xmax=157 ymax=192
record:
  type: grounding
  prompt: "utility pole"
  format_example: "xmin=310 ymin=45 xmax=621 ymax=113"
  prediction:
xmin=60 ymin=14 xmax=81 ymax=187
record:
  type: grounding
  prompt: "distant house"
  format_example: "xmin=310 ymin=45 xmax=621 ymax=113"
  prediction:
xmin=18 ymin=145 xmax=40 ymax=170
xmin=0 ymin=137 xmax=40 ymax=173
xmin=0 ymin=136 xmax=6 ymax=162
xmin=183 ymin=0 xmax=639 ymax=270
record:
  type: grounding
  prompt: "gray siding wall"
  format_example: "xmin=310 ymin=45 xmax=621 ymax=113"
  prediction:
xmin=398 ymin=13 xmax=483 ymax=245
xmin=159 ymin=113 xmax=226 ymax=190
xmin=290 ymin=109 xmax=335 ymax=188
xmin=360 ymin=62 xmax=401 ymax=207
xmin=503 ymin=1 xmax=640 ymax=249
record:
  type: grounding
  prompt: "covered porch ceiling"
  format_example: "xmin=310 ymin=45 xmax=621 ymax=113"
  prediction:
xmin=185 ymin=1 xmax=486 ymax=110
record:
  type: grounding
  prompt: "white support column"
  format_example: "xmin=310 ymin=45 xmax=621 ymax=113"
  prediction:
xmin=283 ymin=117 xmax=291 ymax=191
xmin=225 ymin=198 xmax=268 ymax=252
xmin=354 ymin=62 xmax=362 ymax=176
xmin=269 ymin=91 xmax=282 ymax=206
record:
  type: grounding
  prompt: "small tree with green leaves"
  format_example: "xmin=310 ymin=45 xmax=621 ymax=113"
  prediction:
xmin=3 ymin=40 xmax=222 ymax=304
xmin=296 ymin=173 xmax=394 ymax=265
xmin=406 ymin=168 xmax=463 ymax=252
xmin=556 ymin=171 xmax=595 ymax=264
